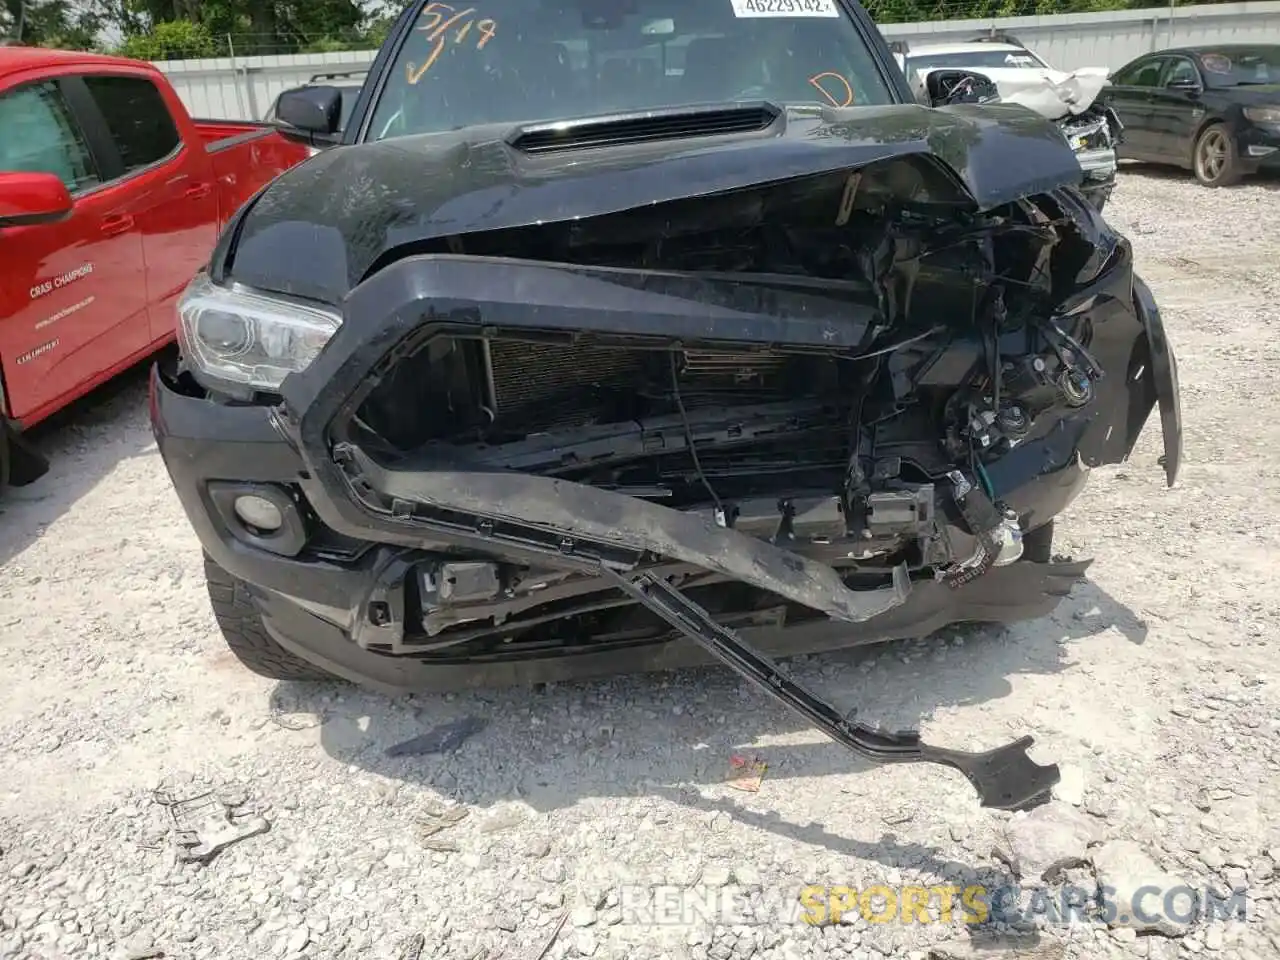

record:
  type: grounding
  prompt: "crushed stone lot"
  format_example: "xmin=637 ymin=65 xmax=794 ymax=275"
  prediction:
xmin=2 ymin=168 xmax=1280 ymax=960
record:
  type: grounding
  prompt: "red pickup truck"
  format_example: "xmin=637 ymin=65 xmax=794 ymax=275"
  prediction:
xmin=0 ymin=46 xmax=311 ymax=490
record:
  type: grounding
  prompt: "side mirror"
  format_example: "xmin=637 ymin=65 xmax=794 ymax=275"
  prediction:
xmin=272 ymin=85 xmax=343 ymax=147
xmin=0 ymin=171 xmax=74 ymax=228
xmin=926 ymin=69 xmax=1000 ymax=107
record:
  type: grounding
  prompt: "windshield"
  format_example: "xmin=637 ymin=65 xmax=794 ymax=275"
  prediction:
xmin=904 ymin=49 xmax=1047 ymax=72
xmin=1199 ymin=48 xmax=1280 ymax=86
xmin=365 ymin=0 xmax=895 ymax=141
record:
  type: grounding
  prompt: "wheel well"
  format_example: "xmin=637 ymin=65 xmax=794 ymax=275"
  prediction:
xmin=1188 ymin=115 xmax=1228 ymax=166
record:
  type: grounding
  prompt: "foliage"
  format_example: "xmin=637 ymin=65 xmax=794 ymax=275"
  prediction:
xmin=867 ymin=0 xmax=1209 ymax=24
xmin=0 ymin=0 xmax=1248 ymax=59
xmin=119 ymin=18 xmax=217 ymax=59
xmin=1 ymin=0 xmax=105 ymax=48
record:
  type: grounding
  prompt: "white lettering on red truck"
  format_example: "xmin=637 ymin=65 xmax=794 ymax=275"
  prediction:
xmin=29 ymin=262 xmax=94 ymax=301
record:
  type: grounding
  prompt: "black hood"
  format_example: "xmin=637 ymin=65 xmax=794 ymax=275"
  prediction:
xmin=223 ymin=101 xmax=1084 ymax=306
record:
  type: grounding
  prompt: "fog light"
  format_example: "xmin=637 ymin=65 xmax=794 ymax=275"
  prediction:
xmin=233 ymin=494 xmax=284 ymax=532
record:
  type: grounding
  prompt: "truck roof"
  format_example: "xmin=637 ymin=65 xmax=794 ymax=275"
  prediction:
xmin=0 ymin=45 xmax=155 ymax=81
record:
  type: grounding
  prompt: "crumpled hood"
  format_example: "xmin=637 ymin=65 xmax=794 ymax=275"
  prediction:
xmin=911 ymin=65 xmax=1110 ymax=120
xmin=221 ymin=101 xmax=1085 ymax=306
xmin=993 ymin=67 xmax=1111 ymax=120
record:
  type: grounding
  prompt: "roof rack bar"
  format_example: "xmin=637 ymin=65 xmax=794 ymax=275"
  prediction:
xmin=308 ymin=69 xmax=369 ymax=82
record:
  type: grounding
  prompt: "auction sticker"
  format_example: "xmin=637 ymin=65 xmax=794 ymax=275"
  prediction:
xmin=731 ymin=0 xmax=840 ymax=17
xmin=1201 ymin=53 xmax=1232 ymax=74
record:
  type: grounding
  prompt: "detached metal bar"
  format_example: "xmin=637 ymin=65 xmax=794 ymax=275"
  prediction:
xmin=604 ymin=568 xmax=1059 ymax=810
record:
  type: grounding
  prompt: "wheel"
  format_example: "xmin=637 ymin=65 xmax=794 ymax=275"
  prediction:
xmin=204 ymin=554 xmax=336 ymax=682
xmin=0 ymin=421 xmax=49 ymax=489
xmin=1021 ymin=520 xmax=1055 ymax=564
xmin=1193 ymin=123 xmax=1241 ymax=187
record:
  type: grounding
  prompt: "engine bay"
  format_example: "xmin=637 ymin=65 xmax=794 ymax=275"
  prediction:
xmin=344 ymin=157 xmax=1114 ymax=598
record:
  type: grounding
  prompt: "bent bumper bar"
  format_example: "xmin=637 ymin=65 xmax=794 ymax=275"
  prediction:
xmin=335 ymin=446 xmax=911 ymax=624
xmin=609 ymin=568 xmax=1059 ymax=809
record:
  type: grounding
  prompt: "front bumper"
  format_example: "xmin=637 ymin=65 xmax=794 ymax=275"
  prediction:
xmin=1240 ymin=123 xmax=1280 ymax=168
xmin=151 ymin=247 xmax=1181 ymax=694
xmin=151 ymin=363 xmax=1093 ymax=693
xmin=1075 ymin=146 xmax=1117 ymax=178
xmin=1074 ymin=146 xmax=1117 ymax=210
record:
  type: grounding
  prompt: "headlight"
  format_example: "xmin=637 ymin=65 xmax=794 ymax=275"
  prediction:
xmin=177 ymin=273 xmax=342 ymax=392
xmin=1065 ymin=118 xmax=1109 ymax=152
xmin=1243 ymin=106 xmax=1280 ymax=124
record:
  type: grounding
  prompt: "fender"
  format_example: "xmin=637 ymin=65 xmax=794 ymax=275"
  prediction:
xmin=1133 ymin=275 xmax=1183 ymax=487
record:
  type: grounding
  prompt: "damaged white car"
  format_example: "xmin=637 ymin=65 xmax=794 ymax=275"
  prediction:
xmin=892 ymin=34 xmax=1122 ymax=210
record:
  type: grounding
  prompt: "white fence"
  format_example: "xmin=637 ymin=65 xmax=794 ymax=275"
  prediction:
xmin=155 ymin=1 xmax=1280 ymax=121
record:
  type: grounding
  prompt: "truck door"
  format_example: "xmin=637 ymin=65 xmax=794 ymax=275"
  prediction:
xmin=75 ymin=74 xmax=218 ymax=344
xmin=0 ymin=78 xmax=148 ymax=425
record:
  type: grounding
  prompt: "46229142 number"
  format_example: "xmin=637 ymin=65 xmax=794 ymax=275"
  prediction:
xmin=731 ymin=0 xmax=839 ymax=17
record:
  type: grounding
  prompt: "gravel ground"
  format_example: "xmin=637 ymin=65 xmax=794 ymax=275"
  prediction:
xmin=3 ymin=167 xmax=1280 ymax=960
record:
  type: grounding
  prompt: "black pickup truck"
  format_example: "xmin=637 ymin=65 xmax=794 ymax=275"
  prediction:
xmin=151 ymin=0 xmax=1182 ymax=809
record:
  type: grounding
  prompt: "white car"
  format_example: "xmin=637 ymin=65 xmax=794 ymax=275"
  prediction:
xmin=891 ymin=35 xmax=1120 ymax=209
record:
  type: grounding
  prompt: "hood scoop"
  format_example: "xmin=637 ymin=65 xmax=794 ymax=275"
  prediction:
xmin=508 ymin=102 xmax=781 ymax=154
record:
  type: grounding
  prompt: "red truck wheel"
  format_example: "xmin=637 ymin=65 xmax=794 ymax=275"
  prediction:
xmin=0 ymin=422 xmax=49 ymax=491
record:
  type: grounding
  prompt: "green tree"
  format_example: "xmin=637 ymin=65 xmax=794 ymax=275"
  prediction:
xmin=2 ymin=0 xmax=105 ymax=47
xmin=120 ymin=18 xmax=216 ymax=58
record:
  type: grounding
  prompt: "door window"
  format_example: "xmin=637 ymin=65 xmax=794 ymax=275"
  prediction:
xmin=81 ymin=75 xmax=181 ymax=174
xmin=0 ymin=81 xmax=101 ymax=191
xmin=1162 ymin=58 xmax=1200 ymax=88
xmin=1113 ymin=58 xmax=1166 ymax=88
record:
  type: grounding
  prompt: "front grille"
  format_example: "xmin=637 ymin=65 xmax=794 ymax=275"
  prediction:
xmin=356 ymin=333 xmax=841 ymax=452
xmin=681 ymin=348 xmax=788 ymax=383
xmin=487 ymin=339 xmax=647 ymax=429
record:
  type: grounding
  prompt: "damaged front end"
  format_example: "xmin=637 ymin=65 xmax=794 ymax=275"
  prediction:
xmin=153 ymin=106 xmax=1181 ymax=810
xmin=1057 ymin=105 xmax=1124 ymax=212
xmin=919 ymin=68 xmax=1122 ymax=211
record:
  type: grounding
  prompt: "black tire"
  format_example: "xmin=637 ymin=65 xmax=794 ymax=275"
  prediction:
xmin=1193 ymin=123 xmax=1242 ymax=187
xmin=1021 ymin=520 xmax=1055 ymax=564
xmin=204 ymin=555 xmax=336 ymax=682
xmin=0 ymin=425 xmax=10 ymax=493
xmin=1 ymin=421 xmax=49 ymax=489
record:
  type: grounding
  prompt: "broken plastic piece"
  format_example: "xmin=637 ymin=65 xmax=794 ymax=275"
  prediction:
xmin=603 ymin=568 xmax=1059 ymax=810
xmin=158 ymin=791 xmax=270 ymax=863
